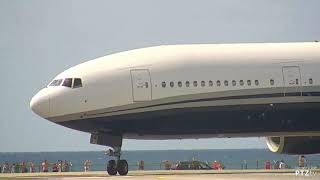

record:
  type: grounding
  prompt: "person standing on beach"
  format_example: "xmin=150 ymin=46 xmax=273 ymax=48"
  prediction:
xmin=69 ymin=161 xmax=72 ymax=172
xmin=62 ymin=161 xmax=66 ymax=172
xmin=52 ymin=163 xmax=58 ymax=172
xmin=264 ymin=160 xmax=271 ymax=169
xmin=42 ymin=160 xmax=49 ymax=172
xmin=41 ymin=161 xmax=45 ymax=172
xmin=84 ymin=160 xmax=88 ymax=172
xmin=29 ymin=161 xmax=35 ymax=173
xmin=138 ymin=160 xmax=145 ymax=170
xmin=88 ymin=160 xmax=92 ymax=171
xmin=58 ymin=160 xmax=62 ymax=172
xmin=243 ymin=160 xmax=247 ymax=170
xmin=2 ymin=162 xmax=9 ymax=173
xmin=21 ymin=161 xmax=27 ymax=173
xmin=0 ymin=162 xmax=4 ymax=173
xmin=11 ymin=163 xmax=16 ymax=173
xmin=298 ymin=155 xmax=307 ymax=167
xmin=15 ymin=163 xmax=20 ymax=173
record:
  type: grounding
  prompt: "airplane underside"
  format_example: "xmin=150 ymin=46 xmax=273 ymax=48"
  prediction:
xmin=59 ymin=101 xmax=320 ymax=138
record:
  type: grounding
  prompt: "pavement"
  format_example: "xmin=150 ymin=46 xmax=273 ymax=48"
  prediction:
xmin=1 ymin=169 xmax=319 ymax=180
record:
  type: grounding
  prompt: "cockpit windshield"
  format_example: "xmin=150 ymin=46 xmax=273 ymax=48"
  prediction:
xmin=73 ymin=78 xmax=82 ymax=88
xmin=49 ymin=79 xmax=63 ymax=86
xmin=48 ymin=78 xmax=83 ymax=88
xmin=62 ymin=78 xmax=73 ymax=88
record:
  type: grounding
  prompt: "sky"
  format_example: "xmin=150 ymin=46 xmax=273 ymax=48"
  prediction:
xmin=0 ymin=0 xmax=320 ymax=152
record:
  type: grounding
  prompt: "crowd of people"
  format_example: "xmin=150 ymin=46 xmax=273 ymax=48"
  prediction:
xmin=0 ymin=156 xmax=309 ymax=173
xmin=0 ymin=160 xmax=72 ymax=173
xmin=0 ymin=161 xmax=35 ymax=173
xmin=51 ymin=160 xmax=73 ymax=172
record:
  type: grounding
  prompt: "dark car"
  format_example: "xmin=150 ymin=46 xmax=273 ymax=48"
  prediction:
xmin=174 ymin=160 xmax=212 ymax=170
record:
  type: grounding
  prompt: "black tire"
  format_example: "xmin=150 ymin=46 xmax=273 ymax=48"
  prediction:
xmin=117 ymin=160 xmax=128 ymax=176
xmin=107 ymin=160 xmax=117 ymax=176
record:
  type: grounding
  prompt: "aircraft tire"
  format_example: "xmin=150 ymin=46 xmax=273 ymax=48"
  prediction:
xmin=107 ymin=160 xmax=117 ymax=175
xmin=117 ymin=160 xmax=129 ymax=176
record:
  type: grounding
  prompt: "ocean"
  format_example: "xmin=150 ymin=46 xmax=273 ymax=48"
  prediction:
xmin=1 ymin=149 xmax=319 ymax=172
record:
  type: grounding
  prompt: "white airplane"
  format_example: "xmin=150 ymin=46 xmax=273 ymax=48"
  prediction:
xmin=30 ymin=42 xmax=320 ymax=175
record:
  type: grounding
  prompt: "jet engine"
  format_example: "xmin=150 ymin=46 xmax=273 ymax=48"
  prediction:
xmin=266 ymin=136 xmax=320 ymax=154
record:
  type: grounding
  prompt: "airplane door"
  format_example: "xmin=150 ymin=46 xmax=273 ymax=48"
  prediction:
xmin=130 ymin=69 xmax=152 ymax=101
xmin=282 ymin=66 xmax=302 ymax=96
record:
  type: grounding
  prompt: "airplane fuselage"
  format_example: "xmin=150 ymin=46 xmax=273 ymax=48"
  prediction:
xmin=31 ymin=42 xmax=320 ymax=139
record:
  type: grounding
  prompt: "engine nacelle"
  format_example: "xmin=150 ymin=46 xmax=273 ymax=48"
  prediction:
xmin=266 ymin=136 xmax=320 ymax=154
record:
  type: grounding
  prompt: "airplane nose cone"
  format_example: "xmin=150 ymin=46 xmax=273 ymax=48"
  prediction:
xmin=30 ymin=88 xmax=50 ymax=118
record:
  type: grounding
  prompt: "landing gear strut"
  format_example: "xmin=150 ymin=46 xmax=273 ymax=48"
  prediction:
xmin=90 ymin=132 xmax=128 ymax=176
xmin=106 ymin=147 xmax=128 ymax=176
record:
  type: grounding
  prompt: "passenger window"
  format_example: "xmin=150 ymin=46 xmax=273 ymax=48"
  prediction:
xmin=247 ymin=80 xmax=251 ymax=86
xmin=145 ymin=82 xmax=149 ymax=88
xmin=193 ymin=81 xmax=198 ymax=87
xmin=73 ymin=78 xmax=83 ymax=88
xmin=170 ymin=81 xmax=174 ymax=88
xmin=209 ymin=80 xmax=213 ymax=87
xmin=309 ymin=78 xmax=313 ymax=85
xmin=201 ymin=81 xmax=205 ymax=87
xmin=255 ymin=80 xmax=259 ymax=86
xmin=62 ymin=78 xmax=73 ymax=88
xmin=296 ymin=79 xmax=299 ymax=85
xmin=270 ymin=79 xmax=274 ymax=86
xmin=178 ymin=81 xmax=182 ymax=87
xmin=232 ymin=80 xmax=236 ymax=86
xmin=239 ymin=80 xmax=244 ymax=86
xmin=162 ymin=82 xmax=166 ymax=88
xmin=224 ymin=80 xmax=228 ymax=86
xmin=49 ymin=79 xmax=63 ymax=86
xmin=186 ymin=81 xmax=190 ymax=87
xmin=216 ymin=80 xmax=221 ymax=86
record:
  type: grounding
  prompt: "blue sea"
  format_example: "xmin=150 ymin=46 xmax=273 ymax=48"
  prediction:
xmin=1 ymin=149 xmax=319 ymax=172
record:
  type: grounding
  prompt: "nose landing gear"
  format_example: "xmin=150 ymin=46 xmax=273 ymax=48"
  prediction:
xmin=90 ymin=132 xmax=128 ymax=176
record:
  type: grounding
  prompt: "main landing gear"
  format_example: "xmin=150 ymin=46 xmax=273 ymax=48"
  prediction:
xmin=90 ymin=132 xmax=128 ymax=176
xmin=106 ymin=147 xmax=128 ymax=176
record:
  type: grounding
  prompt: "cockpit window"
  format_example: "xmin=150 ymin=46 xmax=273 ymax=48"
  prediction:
xmin=49 ymin=79 xmax=63 ymax=86
xmin=62 ymin=78 xmax=73 ymax=88
xmin=73 ymin=78 xmax=82 ymax=88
